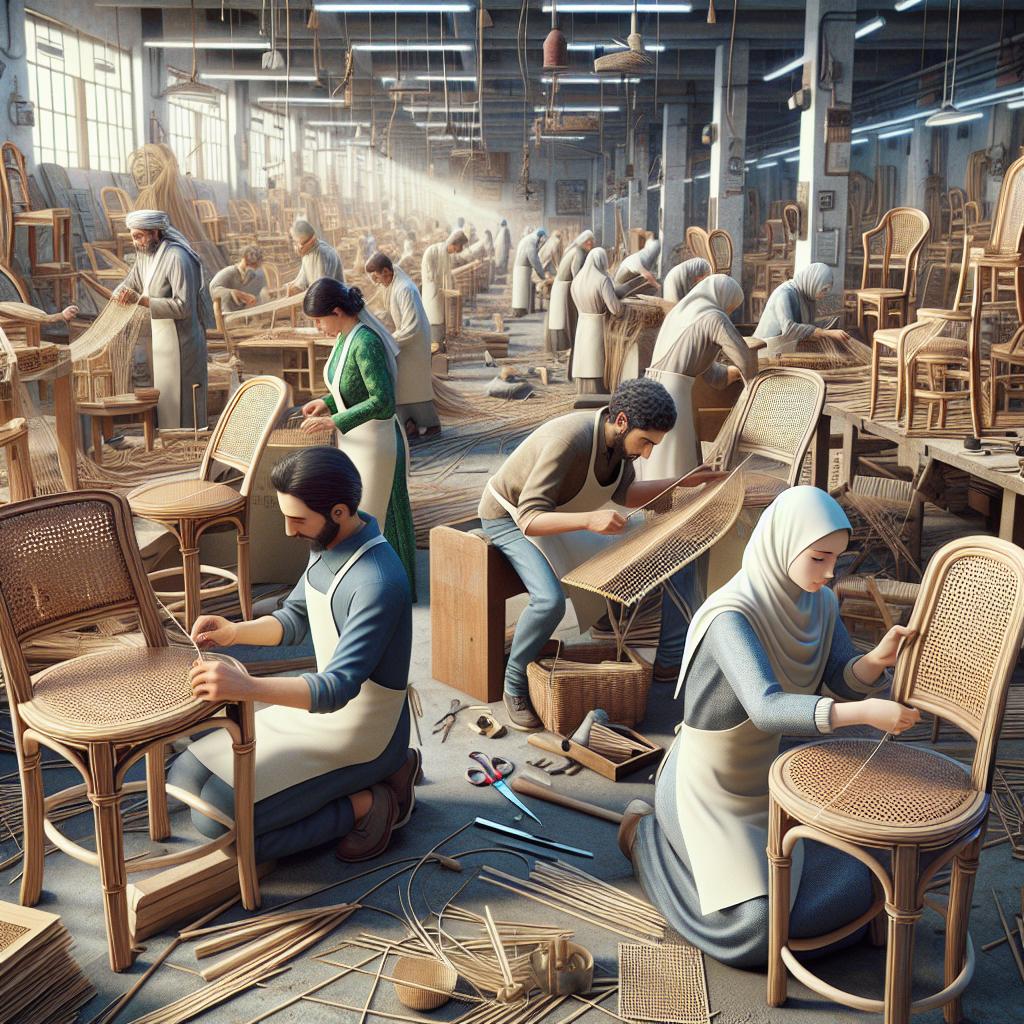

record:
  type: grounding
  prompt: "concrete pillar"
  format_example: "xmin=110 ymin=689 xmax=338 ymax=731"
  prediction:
xmin=627 ymin=128 xmax=649 ymax=231
xmin=794 ymin=0 xmax=855 ymax=294
xmin=601 ymin=151 xmax=615 ymax=249
xmin=905 ymin=124 xmax=930 ymax=213
xmin=709 ymin=40 xmax=748 ymax=280
xmin=659 ymin=103 xmax=689 ymax=275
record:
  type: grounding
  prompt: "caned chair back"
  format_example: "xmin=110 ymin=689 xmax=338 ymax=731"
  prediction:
xmin=860 ymin=207 xmax=930 ymax=295
xmin=765 ymin=219 xmax=786 ymax=257
xmin=986 ymin=153 xmax=1024 ymax=257
xmin=782 ymin=203 xmax=800 ymax=251
xmin=948 ymin=187 xmax=966 ymax=235
xmin=199 ymin=375 xmax=289 ymax=493
xmin=707 ymin=229 xmax=733 ymax=274
xmin=714 ymin=368 xmax=826 ymax=486
xmin=263 ymin=262 xmax=281 ymax=292
xmin=0 ymin=262 xmax=32 ymax=303
xmin=686 ymin=226 xmax=712 ymax=263
xmin=0 ymin=492 xmax=166 ymax=703
xmin=890 ymin=535 xmax=1024 ymax=793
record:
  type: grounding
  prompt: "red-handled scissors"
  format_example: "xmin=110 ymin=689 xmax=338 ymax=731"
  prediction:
xmin=465 ymin=752 xmax=542 ymax=824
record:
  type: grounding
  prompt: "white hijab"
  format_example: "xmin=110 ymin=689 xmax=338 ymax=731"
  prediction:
xmin=571 ymin=245 xmax=612 ymax=305
xmin=638 ymin=238 xmax=661 ymax=269
xmin=675 ymin=486 xmax=852 ymax=700
xmin=571 ymin=229 xmax=596 ymax=250
xmin=792 ymin=262 xmax=833 ymax=319
xmin=664 ymin=258 xmax=711 ymax=303
xmin=652 ymin=274 xmax=744 ymax=364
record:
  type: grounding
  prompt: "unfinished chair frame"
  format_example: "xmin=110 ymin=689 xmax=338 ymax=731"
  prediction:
xmin=128 ymin=375 xmax=289 ymax=628
xmin=0 ymin=491 xmax=260 ymax=971
xmin=767 ymin=535 xmax=1024 ymax=1024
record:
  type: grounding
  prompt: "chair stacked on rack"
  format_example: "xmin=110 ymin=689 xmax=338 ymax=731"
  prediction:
xmin=744 ymin=219 xmax=792 ymax=323
xmin=99 ymin=185 xmax=134 ymax=258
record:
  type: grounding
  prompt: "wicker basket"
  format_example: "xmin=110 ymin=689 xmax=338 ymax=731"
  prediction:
xmin=527 ymin=640 xmax=652 ymax=735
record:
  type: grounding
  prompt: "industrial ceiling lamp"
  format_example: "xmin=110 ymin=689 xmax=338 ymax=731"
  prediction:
xmin=926 ymin=0 xmax=973 ymax=126
xmin=593 ymin=0 xmax=654 ymax=74
xmin=543 ymin=1 xmax=568 ymax=73
xmin=160 ymin=0 xmax=224 ymax=106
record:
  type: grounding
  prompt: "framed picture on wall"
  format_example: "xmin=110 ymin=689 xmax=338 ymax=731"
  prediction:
xmin=555 ymin=179 xmax=588 ymax=216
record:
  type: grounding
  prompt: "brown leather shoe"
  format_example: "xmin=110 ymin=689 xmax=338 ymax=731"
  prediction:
xmin=386 ymin=748 xmax=421 ymax=829
xmin=617 ymin=799 xmax=653 ymax=863
xmin=335 ymin=784 xmax=398 ymax=863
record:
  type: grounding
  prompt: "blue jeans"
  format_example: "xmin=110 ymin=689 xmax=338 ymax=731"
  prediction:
xmin=481 ymin=516 xmax=699 ymax=697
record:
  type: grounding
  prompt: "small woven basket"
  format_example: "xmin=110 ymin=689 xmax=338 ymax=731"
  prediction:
xmin=392 ymin=956 xmax=458 ymax=1011
xmin=527 ymin=640 xmax=652 ymax=735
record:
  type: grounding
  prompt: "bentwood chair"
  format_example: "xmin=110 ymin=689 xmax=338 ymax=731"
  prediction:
xmin=768 ymin=534 xmax=1024 ymax=1024
xmin=707 ymin=229 xmax=733 ymax=275
xmin=128 ymin=376 xmax=289 ymax=629
xmin=0 ymin=491 xmax=260 ymax=971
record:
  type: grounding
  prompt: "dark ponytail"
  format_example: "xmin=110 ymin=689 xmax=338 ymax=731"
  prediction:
xmin=303 ymin=277 xmax=365 ymax=318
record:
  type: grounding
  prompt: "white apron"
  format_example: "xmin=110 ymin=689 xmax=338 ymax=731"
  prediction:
xmin=675 ymin=718 xmax=804 ymax=916
xmin=327 ymin=328 xmax=404 ymax=528
xmin=190 ymin=532 xmax=407 ymax=802
xmin=486 ymin=409 xmax=632 ymax=632
xmin=512 ymin=264 xmax=533 ymax=313
xmin=548 ymin=279 xmax=570 ymax=332
xmin=145 ymin=242 xmax=181 ymax=429
xmin=639 ymin=369 xmax=698 ymax=482
xmin=571 ymin=312 xmax=607 ymax=380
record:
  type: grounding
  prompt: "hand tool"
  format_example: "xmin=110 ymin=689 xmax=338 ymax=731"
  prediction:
xmin=510 ymin=776 xmax=624 ymax=824
xmin=466 ymin=752 xmax=542 ymax=824
xmin=473 ymin=817 xmax=594 ymax=858
xmin=432 ymin=698 xmax=470 ymax=743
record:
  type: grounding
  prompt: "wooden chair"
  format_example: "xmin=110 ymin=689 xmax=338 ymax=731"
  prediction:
xmin=855 ymin=207 xmax=930 ymax=344
xmin=0 ymin=143 xmax=75 ymax=307
xmin=707 ymin=229 xmax=733 ymax=274
xmin=768 ymin=534 xmax=1024 ymax=1024
xmin=685 ymin=226 xmax=712 ymax=264
xmin=0 ymin=415 xmax=32 ymax=502
xmin=0 ymin=491 xmax=261 ymax=971
xmin=83 ymin=242 xmax=130 ymax=286
xmin=127 ymin=376 xmax=289 ymax=629
xmin=899 ymin=312 xmax=972 ymax=434
xmin=193 ymin=199 xmax=227 ymax=245
xmin=99 ymin=186 xmax=133 ymax=258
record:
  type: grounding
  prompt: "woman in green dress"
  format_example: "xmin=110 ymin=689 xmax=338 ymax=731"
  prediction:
xmin=300 ymin=277 xmax=417 ymax=596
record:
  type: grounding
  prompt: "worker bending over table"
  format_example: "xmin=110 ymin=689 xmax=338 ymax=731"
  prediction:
xmin=478 ymin=377 xmax=723 ymax=731
xmin=209 ymin=246 xmax=269 ymax=312
xmin=169 ymin=446 xmax=418 ymax=864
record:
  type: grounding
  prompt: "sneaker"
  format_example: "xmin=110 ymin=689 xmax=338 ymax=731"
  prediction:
xmin=386 ymin=748 xmax=421 ymax=829
xmin=617 ymin=799 xmax=654 ymax=863
xmin=503 ymin=692 xmax=542 ymax=732
xmin=335 ymin=784 xmax=398 ymax=863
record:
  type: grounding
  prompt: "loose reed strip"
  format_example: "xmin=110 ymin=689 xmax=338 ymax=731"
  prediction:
xmin=992 ymin=890 xmax=1024 ymax=984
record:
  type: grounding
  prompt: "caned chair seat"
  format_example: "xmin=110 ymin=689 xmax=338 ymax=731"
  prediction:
xmin=128 ymin=478 xmax=247 ymax=520
xmin=871 ymin=326 xmax=902 ymax=352
xmin=771 ymin=739 xmax=986 ymax=848
xmin=22 ymin=647 xmax=224 ymax=742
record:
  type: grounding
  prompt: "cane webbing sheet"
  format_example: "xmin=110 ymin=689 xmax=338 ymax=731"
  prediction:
xmin=0 ymin=921 xmax=29 ymax=953
xmin=618 ymin=943 xmax=710 ymax=1024
xmin=562 ymin=470 xmax=745 ymax=605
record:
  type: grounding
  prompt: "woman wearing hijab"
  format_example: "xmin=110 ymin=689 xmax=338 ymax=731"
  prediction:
xmin=620 ymin=487 xmax=921 ymax=968
xmin=545 ymin=229 xmax=596 ymax=354
xmin=663 ymin=257 xmax=711 ymax=304
xmin=614 ymin=238 xmax=662 ymax=297
xmin=643 ymin=275 xmax=757 ymax=482
xmin=755 ymin=263 xmax=851 ymax=357
xmin=569 ymin=246 xmax=624 ymax=394
xmin=300 ymin=278 xmax=416 ymax=593
xmin=495 ymin=220 xmax=512 ymax=275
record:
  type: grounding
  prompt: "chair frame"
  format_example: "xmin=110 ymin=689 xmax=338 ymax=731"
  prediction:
xmin=0 ymin=491 xmax=260 ymax=971
xmin=707 ymin=228 xmax=733 ymax=275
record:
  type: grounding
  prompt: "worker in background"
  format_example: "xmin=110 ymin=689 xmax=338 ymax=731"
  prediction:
xmin=173 ymin=446 xmax=418 ymax=864
xmin=287 ymin=218 xmax=344 ymax=295
xmin=113 ymin=209 xmax=211 ymax=430
xmin=511 ymin=228 xmax=552 ymax=317
xmin=209 ymin=246 xmax=269 ymax=313
xmin=663 ymin=258 xmax=711 ymax=304
xmin=494 ymin=219 xmax=512 ymax=275
xmin=421 ymin=229 xmax=469 ymax=343
xmin=614 ymin=238 xmax=662 ymax=297
xmin=754 ymin=263 xmax=850 ymax=357
xmin=365 ymin=251 xmax=440 ymax=440
xmin=546 ymin=229 xmax=595 ymax=354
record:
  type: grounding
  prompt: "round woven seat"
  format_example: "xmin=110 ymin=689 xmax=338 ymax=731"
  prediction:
xmin=128 ymin=478 xmax=246 ymax=519
xmin=22 ymin=647 xmax=220 ymax=741
xmin=771 ymin=738 xmax=985 ymax=846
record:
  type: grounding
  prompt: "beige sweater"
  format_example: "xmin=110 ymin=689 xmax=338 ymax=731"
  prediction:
xmin=479 ymin=410 xmax=635 ymax=530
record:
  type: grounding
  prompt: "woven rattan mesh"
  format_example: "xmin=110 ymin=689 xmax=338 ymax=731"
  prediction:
xmin=618 ymin=943 xmax=709 ymax=1024
xmin=268 ymin=428 xmax=333 ymax=448
xmin=781 ymin=739 xmax=972 ymax=826
xmin=742 ymin=472 xmax=788 ymax=509
xmin=911 ymin=553 xmax=1019 ymax=726
xmin=834 ymin=576 xmax=920 ymax=604
xmin=0 ymin=920 xmax=29 ymax=953
xmin=31 ymin=647 xmax=199 ymax=725
xmin=0 ymin=499 xmax=135 ymax=638
xmin=129 ymin=479 xmax=244 ymax=517
xmin=994 ymin=159 xmax=1024 ymax=255
xmin=209 ymin=379 xmax=283 ymax=471
xmin=729 ymin=373 xmax=823 ymax=467
xmin=903 ymin=317 xmax=969 ymax=363
xmin=890 ymin=210 xmax=928 ymax=258
xmin=561 ymin=472 xmax=744 ymax=604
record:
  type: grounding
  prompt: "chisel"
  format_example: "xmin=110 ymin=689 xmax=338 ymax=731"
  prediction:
xmin=473 ymin=817 xmax=594 ymax=858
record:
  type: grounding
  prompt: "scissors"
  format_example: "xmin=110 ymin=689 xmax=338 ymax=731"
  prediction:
xmin=465 ymin=752 xmax=542 ymax=825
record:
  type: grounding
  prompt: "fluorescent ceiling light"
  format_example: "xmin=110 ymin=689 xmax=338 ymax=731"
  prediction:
xmin=763 ymin=55 xmax=805 ymax=82
xmin=960 ymin=86 xmax=1024 ymax=108
xmin=540 ymin=135 xmax=588 ymax=140
xmin=534 ymin=105 xmax=619 ymax=112
xmin=894 ymin=0 xmax=923 ymax=10
xmin=567 ymin=42 xmax=666 ymax=52
xmin=145 ymin=39 xmax=269 ymax=50
xmin=878 ymin=126 xmax=914 ymax=139
xmin=308 ymin=120 xmax=371 ymax=127
xmin=756 ymin=161 xmax=778 ymax=169
xmin=852 ymin=109 xmax=935 ymax=134
xmin=417 ymin=121 xmax=480 ymax=129
xmin=255 ymin=96 xmax=343 ymax=105
xmin=541 ymin=76 xmax=641 ymax=84
xmin=404 ymin=105 xmax=477 ymax=114
xmin=1009 ymin=99 xmax=1024 ymax=110
xmin=925 ymin=105 xmax=983 ymax=127
xmin=201 ymin=72 xmax=319 ymax=82
xmin=855 ymin=16 xmax=886 ymax=39
xmin=382 ymin=75 xmax=477 ymax=84
xmin=352 ymin=42 xmax=471 ymax=52
xmin=783 ymin=155 xmax=800 ymax=163
xmin=316 ymin=3 xmax=473 ymax=12
xmin=851 ymin=137 xmax=870 ymax=145
xmin=543 ymin=3 xmax=692 ymax=11
xmin=695 ymin=172 xmax=710 ymax=180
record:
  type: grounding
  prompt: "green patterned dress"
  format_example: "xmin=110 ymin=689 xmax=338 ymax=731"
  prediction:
xmin=322 ymin=324 xmax=417 ymax=597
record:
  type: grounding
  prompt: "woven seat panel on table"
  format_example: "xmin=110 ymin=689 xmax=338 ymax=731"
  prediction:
xmin=128 ymin=479 xmax=245 ymax=518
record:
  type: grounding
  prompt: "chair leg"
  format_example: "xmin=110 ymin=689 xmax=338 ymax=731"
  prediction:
xmin=145 ymin=744 xmax=171 ymax=841
xmin=236 ymin=520 xmax=253 ymax=621
xmin=883 ymin=845 xmax=922 ymax=1024
xmin=766 ymin=798 xmax=791 ymax=1007
xmin=232 ymin=702 xmax=261 ymax=912
xmin=943 ymin=839 xmax=980 ymax=1024
xmin=88 ymin=742 xmax=133 ymax=972
xmin=17 ymin=732 xmax=46 ymax=907
xmin=180 ymin=520 xmax=202 ymax=631
xmin=868 ymin=874 xmax=887 ymax=947
xmin=870 ymin=334 xmax=882 ymax=419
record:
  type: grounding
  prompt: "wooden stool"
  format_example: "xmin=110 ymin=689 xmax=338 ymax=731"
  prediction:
xmin=0 ymin=416 xmax=33 ymax=502
xmin=430 ymin=520 xmax=526 ymax=703
xmin=79 ymin=396 xmax=158 ymax=466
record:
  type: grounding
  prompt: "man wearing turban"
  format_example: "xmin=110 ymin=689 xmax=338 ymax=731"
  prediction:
xmin=114 ymin=209 xmax=213 ymax=430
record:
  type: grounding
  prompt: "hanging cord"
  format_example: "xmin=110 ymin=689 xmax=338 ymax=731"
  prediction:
xmin=724 ymin=0 xmax=739 ymax=137
xmin=940 ymin=0 xmax=953 ymax=107
xmin=949 ymin=0 xmax=962 ymax=103
xmin=517 ymin=0 xmax=530 ymax=148
xmin=477 ymin=0 xmax=486 ymax=151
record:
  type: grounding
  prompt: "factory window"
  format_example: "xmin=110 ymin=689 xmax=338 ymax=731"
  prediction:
xmin=25 ymin=12 xmax=135 ymax=172
xmin=166 ymin=77 xmax=228 ymax=183
xmin=249 ymin=111 xmax=286 ymax=190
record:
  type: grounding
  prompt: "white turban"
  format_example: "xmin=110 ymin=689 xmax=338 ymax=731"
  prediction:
xmin=125 ymin=209 xmax=170 ymax=231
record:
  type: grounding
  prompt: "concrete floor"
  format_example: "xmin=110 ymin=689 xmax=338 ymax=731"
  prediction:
xmin=2 ymin=304 xmax=1023 ymax=1023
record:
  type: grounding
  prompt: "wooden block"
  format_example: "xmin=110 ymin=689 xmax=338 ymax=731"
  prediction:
xmin=431 ymin=351 xmax=450 ymax=377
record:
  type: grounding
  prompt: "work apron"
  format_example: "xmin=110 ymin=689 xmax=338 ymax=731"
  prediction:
xmin=547 ymin=279 xmax=570 ymax=333
xmin=326 ymin=328 xmax=403 ymax=528
xmin=145 ymin=242 xmax=182 ymax=429
xmin=512 ymin=263 xmax=533 ymax=313
xmin=570 ymin=311 xmax=607 ymax=382
xmin=675 ymin=717 xmax=804 ymax=916
xmin=640 ymin=368 xmax=698 ymax=482
xmin=486 ymin=408 xmax=631 ymax=633
xmin=190 ymin=533 xmax=407 ymax=802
